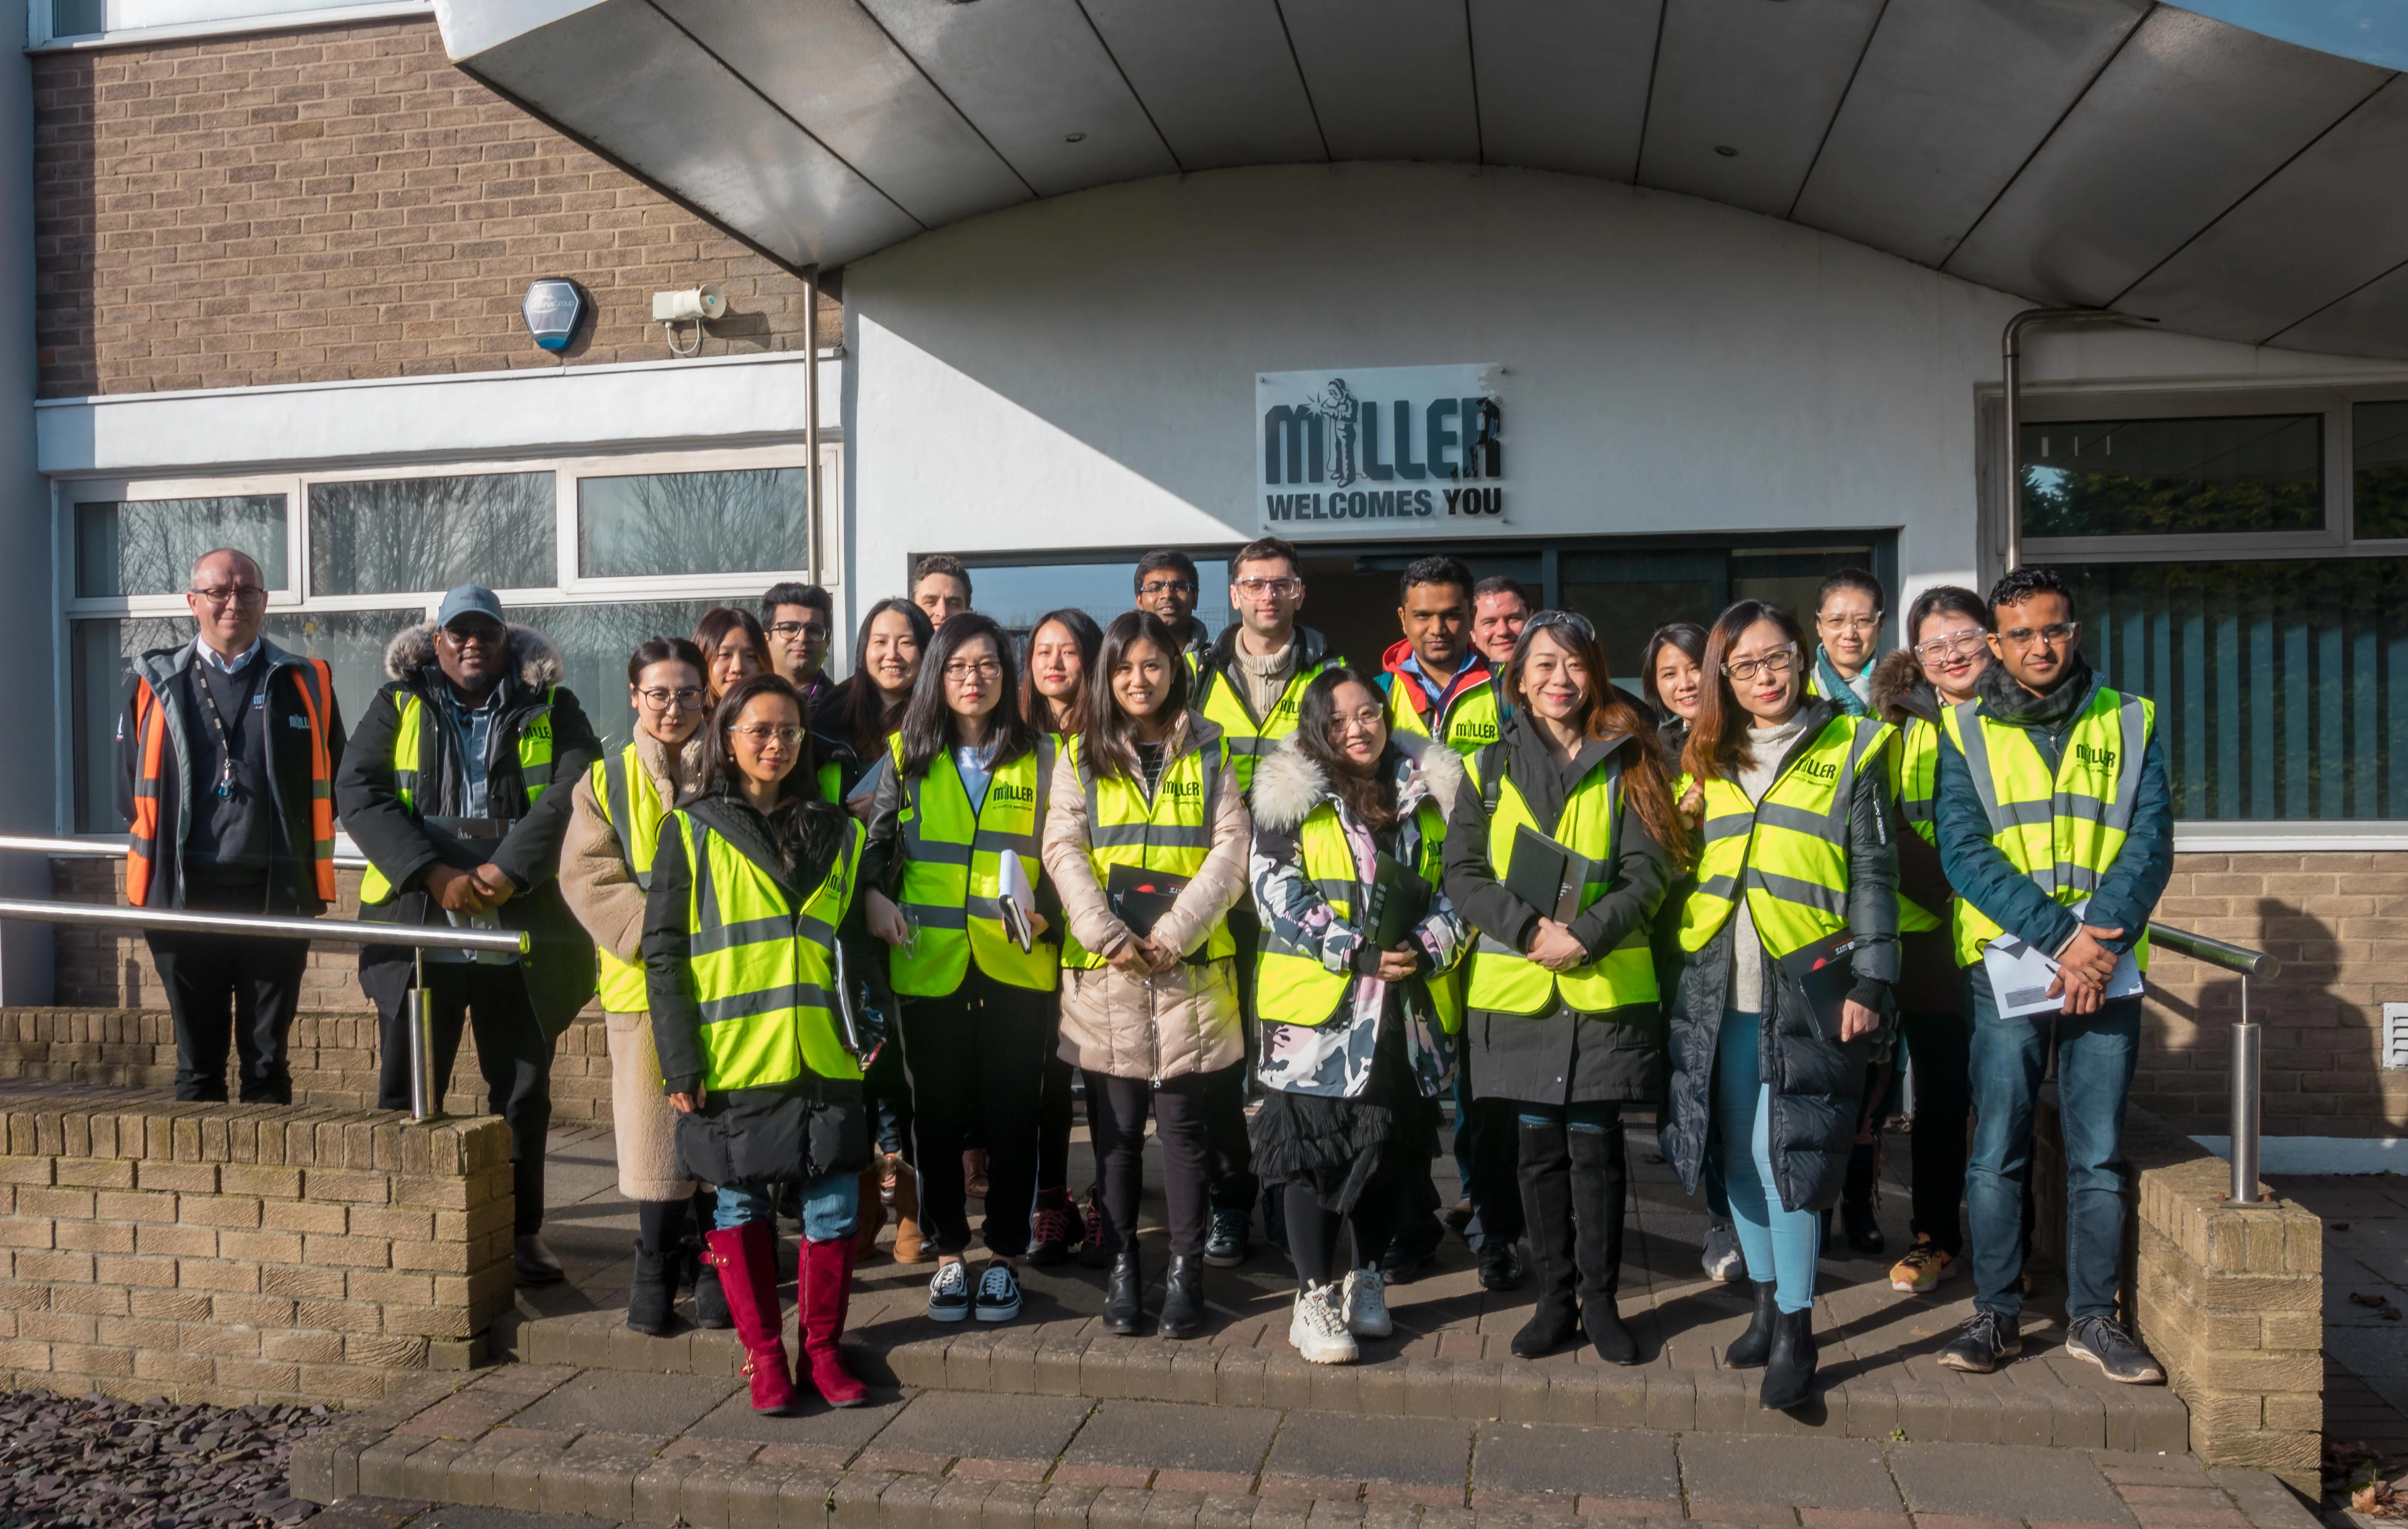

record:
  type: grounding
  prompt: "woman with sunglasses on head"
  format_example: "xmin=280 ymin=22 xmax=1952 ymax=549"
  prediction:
xmin=1022 ymin=608 xmax=1104 ymax=1266
xmin=1866 ymin=587 xmax=1993 ymax=1297
xmin=861 ymin=612 xmax=1061 ymax=1326
xmin=1041 ymin=611 xmax=1251 ymax=1340
xmin=1661 ymin=601 xmax=1898 ymax=1412
xmin=643 ymin=673 xmax=881 ymax=1415
xmin=1441 ymin=610 xmax=1684 ymax=1367
xmin=1249 ymin=667 xmax=1470 ymax=1363
xmin=694 ymin=607 xmax=771 ymax=708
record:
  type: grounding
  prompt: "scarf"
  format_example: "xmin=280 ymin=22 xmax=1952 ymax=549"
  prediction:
xmin=1977 ymin=653 xmax=2095 ymax=736
xmin=1813 ymin=646 xmax=1868 ymax=717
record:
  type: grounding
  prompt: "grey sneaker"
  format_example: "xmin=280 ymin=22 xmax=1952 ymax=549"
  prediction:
xmin=1205 ymin=1207 xmax=1250 ymax=1268
xmin=974 ymin=1262 xmax=1023 ymax=1323
xmin=1936 ymin=1307 xmax=2022 ymax=1373
xmin=2065 ymin=1316 xmax=2164 ymax=1384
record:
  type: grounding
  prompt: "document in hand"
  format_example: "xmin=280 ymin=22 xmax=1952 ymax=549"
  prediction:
xmin=1775 ymin=927 xmax=1862 ymax=1043
xmin=1982 ymin=923 xmax=2144 ymax=1019
xmin=998 ymin=851 xmax=1036 ymax=953
xmin=1106 ymin=862 xmax=1187 ymax=939
xmin=1363 ymin=851 xmax=1432 ymax=952
xmin=1503 ymin=825 xmax=1595 ymax=924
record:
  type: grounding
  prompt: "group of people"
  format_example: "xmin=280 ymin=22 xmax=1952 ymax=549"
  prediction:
xmin=118 ymin=533 xmax=2172 ymax=1418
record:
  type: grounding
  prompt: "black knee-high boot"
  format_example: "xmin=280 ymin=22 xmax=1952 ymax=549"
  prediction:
xmin=1510 ymin=1121 xmax=1580 ymax=1359
xmin=1567 ymin=1126 xmax=1636 ymax=1364
xmin=629 ymin=1198 xmax=687 ymax=1336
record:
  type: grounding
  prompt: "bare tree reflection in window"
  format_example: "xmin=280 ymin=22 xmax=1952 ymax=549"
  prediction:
xmin=75 ymin=497 xmax=287 ymax=599
xmin=578 ymin=469 xmax=810 ymax=579
xmin=310 ymin=474 xmax=556 ymax=596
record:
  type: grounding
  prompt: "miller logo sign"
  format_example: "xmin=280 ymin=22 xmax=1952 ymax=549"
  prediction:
xmin=1256 ymin=364 xmax=1506 ymax=536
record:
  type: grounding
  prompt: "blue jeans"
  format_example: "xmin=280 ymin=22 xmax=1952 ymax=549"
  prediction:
xmin=712 ymin=1173 xmax=859 ymax=1243
xmin=1965 ymin=972 xmax=2139 ymax=1321
xmin=1710 ymin=1011 xmax=1820 ymax=1315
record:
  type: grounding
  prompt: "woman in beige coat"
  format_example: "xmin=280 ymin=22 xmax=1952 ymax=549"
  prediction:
xmin=1041 ymin=611 xmax=1251 ymax=1341
xmin=559 ymin=635 xmax=726 ymax=1336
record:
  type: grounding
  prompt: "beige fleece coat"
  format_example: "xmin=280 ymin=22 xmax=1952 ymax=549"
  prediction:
xmin=561 ymin=729 xmax=708 ymax=1202
xmin=1041 ymin=714 xmax=1252 ymax=1082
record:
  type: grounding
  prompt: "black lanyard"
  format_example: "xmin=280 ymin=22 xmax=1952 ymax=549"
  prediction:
xmin=193 ymin=661 xmax=250 ymax=801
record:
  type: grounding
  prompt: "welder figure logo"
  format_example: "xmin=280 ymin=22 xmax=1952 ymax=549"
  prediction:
xmin=1316 ymin=378 xmax=1361 ymax=487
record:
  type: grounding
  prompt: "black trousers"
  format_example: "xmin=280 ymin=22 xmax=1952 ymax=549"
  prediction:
xmin=1085 ymin=1066 xmax=1236 ymax=1259
xmin=148 ymin=926 xmax=309 ymax=1104
xmin=899 ymin=970 xmax=1051 ymax=1258
xmin=373 ymin=962 xmax=557 ymax=1234
xmin=1452 ymin=1044 xmax=1525 ymax=1247
xmin=1210 ymin=905 xmax=1264 ymax=1215
xmin=1037 ymin=1045 xmax=1077 ymax=1193
xmin=1900 ymin=1005 xmax=1973 ymax=1257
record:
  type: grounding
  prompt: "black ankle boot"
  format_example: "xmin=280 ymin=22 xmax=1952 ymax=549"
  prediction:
xmin=1157 ymin=1254 xmax=1204 ymax=1340
xmin=1103 ymin=1249 xmax=1143 ymax=1335
xmin=1567 ymin=1125 xmax=1637 ymax=1365
xmin=1758 ymin=1305 xmax=1819 ymax=1411
xmin=1510 ymin=1121 xmax=1580 ymax=1359
xmin=1724 ymin=1281 xmax=1778 ymax=1368
xmin=626 ymin=1242 xmax=676 ymax=1336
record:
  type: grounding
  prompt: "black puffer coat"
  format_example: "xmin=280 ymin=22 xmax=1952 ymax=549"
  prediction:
xmin=1657 ymin=700 xmax=1900 ymax=1215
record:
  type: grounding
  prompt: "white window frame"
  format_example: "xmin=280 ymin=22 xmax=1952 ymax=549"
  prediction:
xmin=26 ymin=0 xmax=429 ymax=50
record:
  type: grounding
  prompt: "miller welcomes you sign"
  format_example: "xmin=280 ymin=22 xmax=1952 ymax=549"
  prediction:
xmin=1256 ymin=364 xmax=1505 ymax=535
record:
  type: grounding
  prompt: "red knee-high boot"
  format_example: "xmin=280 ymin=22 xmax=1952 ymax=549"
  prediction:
xmin=799 ymin=1235 xmax=870 ymax=1408
xmin=706 ymin=1220 xmax=797 ymax=1415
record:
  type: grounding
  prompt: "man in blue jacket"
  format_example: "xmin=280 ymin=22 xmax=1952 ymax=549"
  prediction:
xmin=1930 ymin=566 xmax=2172 ymax=1384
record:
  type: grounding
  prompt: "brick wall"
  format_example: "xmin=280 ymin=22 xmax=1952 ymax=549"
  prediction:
xmin=33 ymin=16 xmax=837 ymax=397
xmin=52 ymin=856 xmax=371 ymax=1012
xmin=0 ymin=1095 xmax=513 ymax=1407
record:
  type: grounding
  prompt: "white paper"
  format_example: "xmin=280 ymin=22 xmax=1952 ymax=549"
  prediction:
xmin=998 ymin=851 xmax=1037 ymax=953
xmin=1982 ymin=900 xmax=2144 ymax=1018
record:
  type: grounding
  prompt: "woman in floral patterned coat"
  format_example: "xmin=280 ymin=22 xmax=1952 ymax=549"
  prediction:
xmin=1246 ymin=666 xmax=1470 ymax=1364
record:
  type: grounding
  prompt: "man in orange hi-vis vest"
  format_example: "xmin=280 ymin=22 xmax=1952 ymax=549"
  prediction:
xmin=116 ymin=547 xmax=346 ymax=1105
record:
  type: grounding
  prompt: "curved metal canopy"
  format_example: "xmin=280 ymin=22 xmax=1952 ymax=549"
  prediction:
xmin=435 ymin=0 xmax=2408 ymax=359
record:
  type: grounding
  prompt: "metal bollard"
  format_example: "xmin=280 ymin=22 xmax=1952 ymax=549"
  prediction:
xmin=2228 ymin=974 xmax=2261 ymax=1203
xmin=408 ymin=949 xmax=439 ymax=1122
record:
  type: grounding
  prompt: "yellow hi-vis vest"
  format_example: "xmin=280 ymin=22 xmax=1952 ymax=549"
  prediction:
xmin=673 ymin=809 xmax=864 ymax=1090
xmin=1062 ymin=732 xmax=1236 ymax=968
xmin=1940 ymin=685 xmax=2156 ymax=971
xmin=358 ymin=687 xmax=557 ymax=904
xmin=1193 ymin=646 xmax=1339 ymax=794
xmin=590 ymin=744 xmax=669 ymax=1013
xmin=1253 ymin=797 xmax=1464 ymax=1034
xmin=1387 ymin=669 xmax=1502 ymax=756
xmin=886 ymin=734 xmax=1060 ymax=996
xmin=1679 ymin=712 xmax=1892 ymax=960
xmin=1889 ymin=716 xmax=1945 ymax=935
xmin=1462 ymin=747 xmax=1659 ymax=1015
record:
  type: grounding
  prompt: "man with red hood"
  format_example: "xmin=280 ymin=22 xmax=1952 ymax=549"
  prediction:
xmin=1381 ymin=555 xmax=1499 ymax=756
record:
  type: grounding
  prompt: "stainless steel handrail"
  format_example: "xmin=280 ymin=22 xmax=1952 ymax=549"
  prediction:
xmin=2148 ymin=921 xmax=2276 ymax=1203
xmin=0 ymin=833 xmax=372 ymax=872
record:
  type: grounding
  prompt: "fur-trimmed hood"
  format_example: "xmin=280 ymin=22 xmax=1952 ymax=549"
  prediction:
xmin=383 ymin=621 xmax=565 ymax=691
xmin=1249 ymin=731 xmax=1465 ymax=835
xmin=1869 ymin=647 xmax=1937 ymax=728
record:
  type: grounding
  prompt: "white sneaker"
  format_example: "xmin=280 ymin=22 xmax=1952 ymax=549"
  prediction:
xmin=1701 ymin=1221 xmax=1744 ymax=1283
xmin=1289 ymin=1282 xmax=1359 ymax=1364
xmin=1341 ymin=1266 xmax=1392 ymax=1338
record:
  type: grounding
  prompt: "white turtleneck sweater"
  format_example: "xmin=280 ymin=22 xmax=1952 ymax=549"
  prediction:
xmin=1731 ymin=710 xmax=1812 ymax=1014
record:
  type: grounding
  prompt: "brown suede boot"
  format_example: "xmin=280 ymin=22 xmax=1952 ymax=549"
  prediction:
xmin=853 ymin=1159 xmax=888 ymax=1260
xmin=891 ymin=1159 xmax=929 ymax=1263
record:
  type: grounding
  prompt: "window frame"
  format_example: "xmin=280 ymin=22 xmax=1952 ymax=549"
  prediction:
xmin=27 ymin=0 xmax=430 ymax=50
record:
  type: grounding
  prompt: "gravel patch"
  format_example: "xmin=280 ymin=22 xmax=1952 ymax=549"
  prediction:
xmin=0 ymin=1389 xmax=334 ymax=1527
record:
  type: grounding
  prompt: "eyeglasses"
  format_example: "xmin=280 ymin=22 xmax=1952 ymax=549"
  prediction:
xmin=1522 ymin=610 xmax=1596 ymax=640
xmin=1913 ymin=627 xmax=1989 ymax=662
xmin=637 ymin=686 xmax=707 ymax=712
xmin=1723 ymin=646 xmax=1798 ymax=683
xmin=189 ymin=585 xmax=268 ymax=607
xmin=1999 ymin=621 xmax=2080 ymax=651
xmin=728 ymin=724 xmax=804 ymax=745
xmin=438 ymin=624 xmax=505 ymax=648
xmin=1326 ymin=706 xmax=1386 ymax=735
xmin=943 ymin=659 xmax=1002 ymax=683
xmin=766 ymin=620 xmax=828 ymax=640
xmin=1138 ymin=579 xmax=1195 ymax=598
xmin=1233 ymin=576 xmax=1303 ymax=598
xmin=1816 ymin=613 xmax=1882 ymax=634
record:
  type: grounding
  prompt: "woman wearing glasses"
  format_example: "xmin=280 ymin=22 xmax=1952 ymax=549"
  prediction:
xmin=694 ymin=607 xmax=772 ymax=708
xmin=1041 ymin=611 xmax=1251 ymax=1340
xmin=1805 ymin=569 xmax=1887 ymax=716
xmin=1661 ymin=601 xmax=1898 ymax=1412
xmin=643 ymin=672 xmax=879 ymax=1415
xmin=561 ymin=637 xmax=725 ymax=1336
xmin=1867 ymin=587 xmax=1993 ymax=1297
xmin=861 ymin=612 xmax=1061 ymax=1326
xmin=1441 ymin=611 xmax=1685 ymax=1368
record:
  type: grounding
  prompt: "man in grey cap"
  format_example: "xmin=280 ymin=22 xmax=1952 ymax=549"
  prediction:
xmin=336 ymin=587 xmax=602 ymax=1285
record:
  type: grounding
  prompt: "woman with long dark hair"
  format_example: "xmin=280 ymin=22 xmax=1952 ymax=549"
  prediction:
xmin=643 ymin=672 xmax=878 ymax=1415
xmin=862 ymin=612 xmax=1059 ymax=1325
xmin=1641 ymin=622 xmax=1708 ymax=767
xmin=693 ymin=607 xmax=771 ymax=706
xmin=1025 ymin=608 xmax=1103 ymax=736
xmin=1660 ymin=600 xmax=1897 ymax=1412
xmin=1248 ymin=666 xmax=1470 ymax=1363
xmin=1040 ymin=611 xmax=1251 ymax=1339
xmin=1441 ymin=611 xmax=1685 ymax=1368
xmin=834 ymin=597 xmax=934 ymax=773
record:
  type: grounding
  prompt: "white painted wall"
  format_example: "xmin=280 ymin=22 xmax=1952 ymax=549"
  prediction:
xmin=842 ymin=161 xmax=2403 ymax=620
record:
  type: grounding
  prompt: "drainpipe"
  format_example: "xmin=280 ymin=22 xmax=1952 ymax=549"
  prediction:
xmin=2000 ymin=307 xmax=2155 ymax=571
xmin=804 ymin=266 xmax=824 ymax=585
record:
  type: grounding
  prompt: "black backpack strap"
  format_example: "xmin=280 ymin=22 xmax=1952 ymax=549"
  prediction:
xmin=1474 ymin=742 xmax=1506 ymax=819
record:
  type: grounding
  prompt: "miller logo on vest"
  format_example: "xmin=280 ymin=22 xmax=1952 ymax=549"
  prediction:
xmin=1257 ymin=364 xmax=1509 ymax=535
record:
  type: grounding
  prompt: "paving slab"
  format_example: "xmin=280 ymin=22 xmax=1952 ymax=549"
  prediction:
xmin=506 ymin=1370 xmax=740 ymax=1437
xmin=1060 ymin=1399 xmax=1282 ymax=1479
xmin=1886 ymin=1443 xmax=2132 ymax=1523
xmin=681 ymin=1389 xmax=909 ymax=1448
xmin=401 ymin=1510 xmax=632 ymax=1529
xmin=1261 ymin=1409 xmax=1473 ymax=1496
xmin=866 ymin=1389 xmax=1097 ymax=1463
xmin=1471 ymin=1421 xmax=1681 ymax=1501
xmin=1678 ymin=1435 xmax=1905 ymax=1511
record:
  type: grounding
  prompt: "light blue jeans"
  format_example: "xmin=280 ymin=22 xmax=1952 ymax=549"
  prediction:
xmin=1711 ymin=1010 xmax=1821 ymax=1315
xmin=711 ymin=1174 xmax=859 ymax=1242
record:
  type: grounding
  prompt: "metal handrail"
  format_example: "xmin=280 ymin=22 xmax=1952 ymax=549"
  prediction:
xmin=2147 ymin=920 xmax=2275 ymax=1204
xmin=0 ymin=833 xmax=371 ymax=872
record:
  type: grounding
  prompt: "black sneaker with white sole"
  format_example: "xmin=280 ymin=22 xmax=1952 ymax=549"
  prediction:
xmin=2065 ymin=1316 xmax=2165 ymax=1384
xmin=1205 ymin=1207 xmax=1249 ymax=1268
xmin=1936 ymin=1307 xmax=2022 ymax=1373
xmin=974 ymin=1261 xmax=1023 ymax=1322
xmin=927 ymin=1260 xmax=971 ymax=1322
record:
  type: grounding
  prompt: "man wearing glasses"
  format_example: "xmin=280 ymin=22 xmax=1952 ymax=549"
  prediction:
xmin=1932 ymin=566 xmax=2172 ymax=1386
xmin=338 ymin=585 xmax=604 ymax=1287
xmin=1134 ymin=550 xmax=1212 ymax=661
xmin=1806 ymin=568 xmax=1887 ymax=716
xmin=761 ymin=582 xmax=837 ymax=716
xmin=118 ymin=547 xmax=346 ymax=1106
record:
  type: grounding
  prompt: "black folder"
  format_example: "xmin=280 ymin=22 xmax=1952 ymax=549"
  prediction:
xmin=1777 ymin=928 xmax=1863 ymax=1043
xmin=1503 ymin=825 xmax=1594 ymax=924
xmin=1363 ymin=851 xmax=1431 ymax=952
xmin=1106 ymin=863 xmax=1188 ymax=939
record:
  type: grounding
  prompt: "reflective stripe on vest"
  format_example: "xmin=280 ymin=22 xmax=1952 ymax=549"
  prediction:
xmin=888 ymin=734 xmax=1060 ymax=996
xmin=677 ymin=809 xmax=864 ymax=1090
xmin=1387 ymin=672 xmax=1502 ymax=756
xmin=1194 ymin=655 xmax=1336 ymax=794
xmin=1677 ymin=713 xmax=1891 ymax=960
xmin=1463 ymin=747 xmax=1658 ymax=1016
xmin=359 ymin=687 xmax=559 ymax=903
xmin=1941 ymin=686 xmax=2155 ymax=970
xmin=591 ymin=744 xmax=668 ymax=1013
xmin=1253 ymin=796 xmax=1462 ymax=1033
xmin=1062 ymin=732 xmax=1234 ymax=968
xmin=1890 ymin=716 xmax=1944 ymax=935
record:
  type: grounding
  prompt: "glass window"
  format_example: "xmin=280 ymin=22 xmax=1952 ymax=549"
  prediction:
xmin=578 ymin=468 xmax=811 ymax=579
xmin=309 ymin=473 xmax=555 ymax=596
xmin=963 ymin=559 xmax=1232 ymax=643
xmin=48 ymin=0 xmax=413 ymax=41
xmin=2020 ymin=415 xmax=2323 ymax=539
xmin=74 ymin=496 xmax=287 ymax=598
xmin=1558 ymin=544 xmax=1881 ymax=692
xmin=2353 ymin=401 xmax=2408 ymax=540
xmin=2060 ymin=558 xmax=2408 ymax=821
xmin=534 ymin=600 xmax=728 ymax=750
